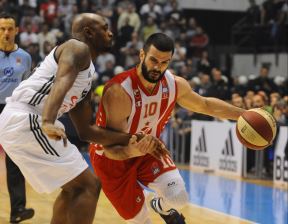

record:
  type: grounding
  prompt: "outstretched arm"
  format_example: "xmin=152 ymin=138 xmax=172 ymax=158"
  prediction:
xmin=175 ymin=76 xmax=245 ymax=120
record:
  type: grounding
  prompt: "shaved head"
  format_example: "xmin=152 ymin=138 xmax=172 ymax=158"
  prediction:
xmin=72 ymin=13 xmax=104 ymax=35
xmin=70 ymin=13 xmax=113 ymax=55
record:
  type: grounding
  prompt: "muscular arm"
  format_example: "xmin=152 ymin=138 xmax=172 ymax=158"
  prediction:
xmin=100 ymin=84 xmax=138 ymax=159
xmin=42 ymin=40 xmax=91 ymax=125
xmin=68 ymin=90 xmax=131 ymax=147
xmin=176 ymin=76 xmax=245 ymax=120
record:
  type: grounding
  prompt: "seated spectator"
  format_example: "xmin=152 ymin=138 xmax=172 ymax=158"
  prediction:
xmin=248 ymin=65 xmax=278 ymax=94
xmin=188 ymin=26 xmax=209 ymax=58
xmin=141 ymin=16 xmax=159 ymax=41
xmin=197 ymin=50 xmax=213 ymax=74
xmin=273 ymin=99 xmax=288 ymax=125
xmin=140 ymin=0 xmax=162 ymax=24
xmin=207 ymin=68 xmax=230 ymax=101
xmin=19 ymin=23 xmax=39 ymax=48
xmin=40 ymin=0 xmax=58 ymax=25
xmin=96 ymin=52 xmax=116 ymax=73
xmin=120 ymin=32 xmax=143 ymax=68
xmin=231 ymin=95 xmax=246 ymax=109
xmin=117 ymin=2 xmax=141 ymax=33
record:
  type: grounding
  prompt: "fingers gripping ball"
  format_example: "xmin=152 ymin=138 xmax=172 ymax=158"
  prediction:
xmin=236 ymin=108 xmax=277 ymax=150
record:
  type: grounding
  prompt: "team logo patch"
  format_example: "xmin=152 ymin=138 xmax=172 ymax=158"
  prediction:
xmin=16 ymin=57 xmax=22 ymax=64
xmin=136 ymin=196 xmax=142 ymax=203
xmin=133 ymin=89 xmax=141 ymax=99
xmin=3 ymin=67 xmax=14 ymax=77
xmin=151 ymin=162 xmax=160 ymax=175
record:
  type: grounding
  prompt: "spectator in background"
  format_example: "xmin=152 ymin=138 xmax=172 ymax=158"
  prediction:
xmin=141 ymin=16 xmax=159 ymax=41
xmin=140 ymin=0 xmax=162 ymax=23
xmin=117 ymin=17 xmax=135 ymax=48
xmin=231 ymin=75 xmax=248 ymax=97
xmin=39 ymin=0 xmax=57 ymax=25
xmin=171 ymin=39 xmax=186 ymax=71
xmin=19 ymin=22 xmax=39 ymax=48
xmin=187 ymin=26 xmax=209 ymax=58
xmin=273 ymin=99 xmax=288 ymax=125
xmin=38 ymin=22 xmax=56 ymax=58
xmin=207 ymin=67 xmax=230 ymax=101
xmin=96 ymin=51 xmax=116 ymax=73
xmin=246 ymin=0 xmax=261 ymax=25
xmin=117 ymin=2 xmax=141 ymax=33
xmin=195 ymin=73 xmax=212 ymax=96
xmin=248 ymin=65 xmax=277 ymax=94
xmin=197 ymin=50 xmax=213 ymax=74
xmin=26 ymin=43 xmax=42 ymax=69
xmin=120 ymin=32 xmax=143 ymax=68
xmin=231 ymin=95 xmax=246 ymax=109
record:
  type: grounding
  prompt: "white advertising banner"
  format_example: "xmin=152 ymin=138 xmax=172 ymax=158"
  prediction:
xmin=190 ymin=120 xmax=244 ymax=177
xmin=179 ymin=0 xmax=263 ymax=12
xmin=273 ymin=126 xmax=288 ymax=187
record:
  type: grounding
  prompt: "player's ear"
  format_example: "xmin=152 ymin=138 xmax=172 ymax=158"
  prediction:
xmin=139 ymin=49 xmax=145 ymax=61
xmin=15 ymin=27 xmax=19 ymax=35
xmin=83 ymin=27 xmax=93 ymax=38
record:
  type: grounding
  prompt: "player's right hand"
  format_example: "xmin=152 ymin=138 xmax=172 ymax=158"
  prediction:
xmin=42 ymin=122 xmax=68 ymax=147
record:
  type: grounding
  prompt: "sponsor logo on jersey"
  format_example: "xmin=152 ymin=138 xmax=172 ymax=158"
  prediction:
xmin=3 ymin=67 xmax=14 ymax=77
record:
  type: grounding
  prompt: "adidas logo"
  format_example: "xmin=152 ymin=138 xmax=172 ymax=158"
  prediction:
xmin=193 ymin=128 xmax=209 ymax=167
xmin=219 ymin=129 xmax=237 ymax=172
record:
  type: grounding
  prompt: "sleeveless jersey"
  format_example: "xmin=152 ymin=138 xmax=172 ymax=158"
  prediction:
xmin=96 ymin=67 xmax=177 ymax=138
xmin=6 ymin=46 xmax=95 ymax=117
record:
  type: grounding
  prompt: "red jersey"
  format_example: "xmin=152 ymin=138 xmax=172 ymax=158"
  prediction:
xmin=93 ymin=67 xmax=177 ymax=148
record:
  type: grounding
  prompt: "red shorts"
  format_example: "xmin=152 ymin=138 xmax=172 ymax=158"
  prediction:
xmin=89 ymin=147 xmax=176 ymax=220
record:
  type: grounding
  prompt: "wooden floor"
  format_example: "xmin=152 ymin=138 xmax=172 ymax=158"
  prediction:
xmin=0 ymin=153 xmax=253 ymax=224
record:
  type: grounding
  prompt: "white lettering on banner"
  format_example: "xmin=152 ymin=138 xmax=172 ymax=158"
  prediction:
xmin=190 ymin=121 xmax=243 ymax=177
xmin=274 ymin=126 xmax=288 ymax=186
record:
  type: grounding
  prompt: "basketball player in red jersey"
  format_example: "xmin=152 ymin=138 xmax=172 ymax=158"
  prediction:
xmin=89 ymin=33 xmax=245 ymax=223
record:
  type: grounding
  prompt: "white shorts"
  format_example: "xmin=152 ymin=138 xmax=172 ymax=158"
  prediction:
xmin=0 ymin=104 xmax=88 ymax=193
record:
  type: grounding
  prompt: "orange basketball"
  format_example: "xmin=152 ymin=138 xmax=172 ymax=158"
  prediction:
xmin=236 ymin=108 xmax=277 ymax=150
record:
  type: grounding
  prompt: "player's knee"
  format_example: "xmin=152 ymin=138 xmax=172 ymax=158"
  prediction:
xmin=63 ymin=170 xmax=101 ymax=199
xmin=165 ymin=189 xmax=189 ymax=210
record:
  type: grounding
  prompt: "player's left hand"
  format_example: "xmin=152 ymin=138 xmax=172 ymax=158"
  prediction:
xmin=148 ymin=138 xmax=170 ymax=160
xmin=42 ymin=122 xmax=68 ymax=147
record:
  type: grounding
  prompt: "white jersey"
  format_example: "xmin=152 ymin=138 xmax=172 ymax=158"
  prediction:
xmin=6 ymin=47 xmax=95 ymax=117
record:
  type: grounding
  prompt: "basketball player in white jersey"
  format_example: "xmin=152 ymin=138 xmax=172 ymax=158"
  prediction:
xmin=89 ymin=33 xmax=246 ymax=224
xmin=0 ymin=14 xmax=164 ymax=224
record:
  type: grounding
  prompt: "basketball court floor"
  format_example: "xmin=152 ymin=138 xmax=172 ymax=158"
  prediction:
xmin=0 ymin=151 xmax=287 ymax=224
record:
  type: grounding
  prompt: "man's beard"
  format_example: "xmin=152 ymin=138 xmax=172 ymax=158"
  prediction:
xmin=141 ymin=61 xmax=166 ymax=83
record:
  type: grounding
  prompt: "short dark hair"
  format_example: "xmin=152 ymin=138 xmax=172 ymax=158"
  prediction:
xmin=143 ymin=33 xmax=174 ymax=55
xmin=0 ymin=12 xmax=17 ymax=26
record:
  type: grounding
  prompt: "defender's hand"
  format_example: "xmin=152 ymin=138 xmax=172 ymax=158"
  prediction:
xmin=125 ymin=135 xmax=157 ymax=158
xmin=42 ymin=122 xmax=67 ymax=147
